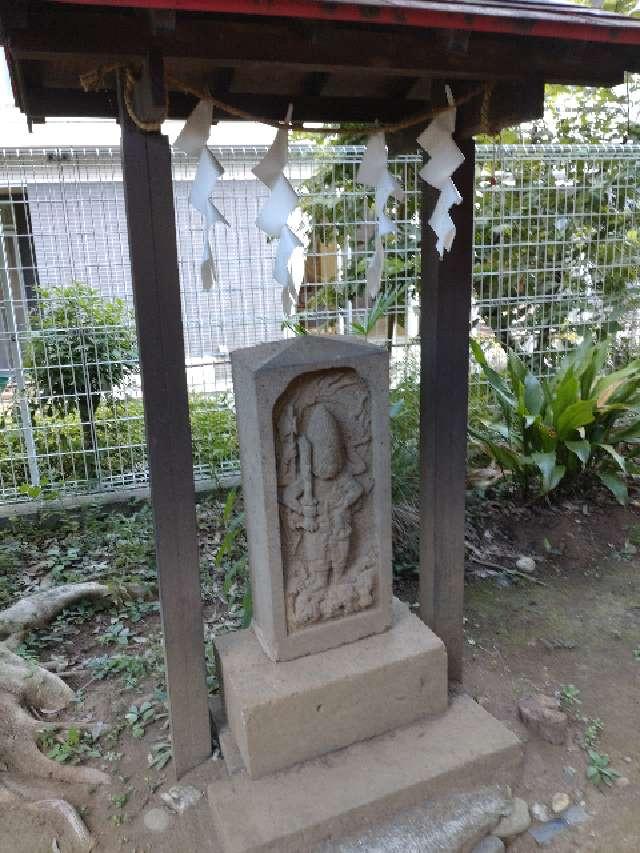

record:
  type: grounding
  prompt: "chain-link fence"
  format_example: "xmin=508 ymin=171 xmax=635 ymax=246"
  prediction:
xmin=0 ymin=143 xmax=638 ymax=506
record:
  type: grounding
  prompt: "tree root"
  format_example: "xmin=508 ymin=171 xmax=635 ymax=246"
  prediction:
xmin=0 ymin=581 xmax=109 ymax=649
xmin=0 ymin=583 xmax=111 ymax=785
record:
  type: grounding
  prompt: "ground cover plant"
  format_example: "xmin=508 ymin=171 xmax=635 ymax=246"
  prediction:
xmin=469 ymin=336 xmax=640 ymax=502
xmin=0 ymin=490 xmax=249 ymax=795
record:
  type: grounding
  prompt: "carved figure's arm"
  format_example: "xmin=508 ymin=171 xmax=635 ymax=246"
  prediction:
xmin=280 ymin=479 xmax=304 ymax=516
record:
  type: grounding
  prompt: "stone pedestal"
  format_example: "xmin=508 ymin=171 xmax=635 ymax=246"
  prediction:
xmin=211 ymin=336 xmax=523 ymax=853
xmin=215 ymin=599 xmax=447 ymax=779
xmin=209 ymin=695 xmax=522 ymax=853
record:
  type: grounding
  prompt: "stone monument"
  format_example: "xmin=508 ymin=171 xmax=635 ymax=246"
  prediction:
xmin=209 ymin=336 xmax=522 ymax=853
xmin=230 ymin=335 xmax=392 ymax=661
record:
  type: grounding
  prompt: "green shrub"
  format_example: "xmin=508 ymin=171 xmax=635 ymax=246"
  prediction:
xmin=23 ymin=283 xmax=137 ymax=463
xmin=469 ymin=336 xmax=640 ymax=503
xmin=389 ymin=355 xmax=420 ymax=505
xmin=0 ymin=393 xmax=237 ymax=494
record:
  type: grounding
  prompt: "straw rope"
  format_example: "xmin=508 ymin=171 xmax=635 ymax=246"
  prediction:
xmin=80 ymin=63 xmax=488 ymax=136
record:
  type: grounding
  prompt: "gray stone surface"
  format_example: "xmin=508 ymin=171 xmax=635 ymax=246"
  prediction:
xmin=144 ymin=807 xmax=171 ymax=832
xmin=216 ymin=598 xmax=447 ymax=779
xmin=316 ymin=787 xmax=509 ymax=852
xmin=531 ymin=803 xmax=551 ymax=823
xmin=517 ymin=695 xmax=568 ymax=745
xmin=231 ymin=336 xmax=393 ymax=662
xmin=471 ymin=837 xmax=506 ymax=853
xmin=160 ymin=784 xmax=203 ymax=814
xmin=528 ymin=818 xmax=567 ymax=846
xmin=209 ymin=695 xmax=523 ymax=853
xmin=551 ymin=792 xmax=570 ymax=814
xmin=563 ymin=805 xmax=590 ymax=826
xmin=494 ymin=798 xmax=531 ymax=839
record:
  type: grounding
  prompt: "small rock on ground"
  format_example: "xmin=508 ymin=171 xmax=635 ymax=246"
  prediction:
xmin=516 ymin=556 xmax=536 ymax=573
xmin=160 ymin=783 xmax=203 ymax=814
xmin=317 ymin=787 xmax=510 ymax=852
xmin=551 ymin=793 xmax=570 ymax=814
xmin=494 ymin=798 xmax=531 ymax=839
xmin=531 ymin=803 xmax=551 ymax=823
xmin=529 ymin=818 xmax=567 ymax=846
xmin=517 ymin=694 xmax=568 ymax=745
xmin=143 ymin=807 xmax=171 ymax=833
xmin=471 ymin=836 xmax=505 ymax=853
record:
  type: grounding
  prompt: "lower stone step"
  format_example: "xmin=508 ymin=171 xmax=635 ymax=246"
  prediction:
xmin=208 ymin=695 xmax=523 ymax=853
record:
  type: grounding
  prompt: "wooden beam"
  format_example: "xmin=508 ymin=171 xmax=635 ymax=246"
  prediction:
xmin=6 ymin=4 xmax=639 ymax=84
xmin=117 ymin=73 xmax=211 ymax=778
xmin=456 ymin=80 xmax=546 ymax=139
xmin=419 ymin=138 xmax=475 ymax=684
xmin=25 ymin=86 xmax=443 ymax=123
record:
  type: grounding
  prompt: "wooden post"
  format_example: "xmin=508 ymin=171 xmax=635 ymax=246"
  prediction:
xmin=118 ymin=77 xmax=211 ymax=777
xmin=419 ymin=138 xmax=475 ymax=683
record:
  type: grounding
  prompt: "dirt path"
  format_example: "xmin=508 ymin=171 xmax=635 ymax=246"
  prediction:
xmin=462 ymin=500 xmax=640 ymax=852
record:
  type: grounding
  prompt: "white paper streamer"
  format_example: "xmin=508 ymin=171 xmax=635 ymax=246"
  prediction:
xmin=175 ymin=99 xmax=229 ymax=289
xmin=357 ymin=132 xmax=404 ymax=298
xmin=174 ymin=99 xmax=213 ymax=155
xmin=253 ymin=105 xmax=304 ymax=316
xmin=417 ymin=105 xmax=464 ymax=258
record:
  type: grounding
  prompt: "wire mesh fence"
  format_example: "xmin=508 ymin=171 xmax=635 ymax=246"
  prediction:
xmin=0 ymin=142 xmax=638 ymax=505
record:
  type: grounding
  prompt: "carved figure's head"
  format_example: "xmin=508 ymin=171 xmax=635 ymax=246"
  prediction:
xmin=305 ymin=404 xmax=343 ymax=480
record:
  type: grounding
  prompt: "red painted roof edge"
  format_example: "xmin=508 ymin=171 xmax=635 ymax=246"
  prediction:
xmin=48 ymin=0 xmax=640 ymax=46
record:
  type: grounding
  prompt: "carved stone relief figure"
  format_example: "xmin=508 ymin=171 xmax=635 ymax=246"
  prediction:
xmin=274 ymin=368 xmax=377 ymax=632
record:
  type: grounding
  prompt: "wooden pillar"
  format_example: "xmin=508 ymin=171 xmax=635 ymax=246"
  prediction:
xmin=419 ymin=138 xmax=475 ymax=683
xmin=118 ymin=81 xmax=211 ymax=777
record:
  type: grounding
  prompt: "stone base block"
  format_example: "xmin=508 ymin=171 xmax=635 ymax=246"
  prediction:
xmin=215 ymin=599 xmax=448 ymax=779
xmin=208 ymin=695 xmax=523 ymax=853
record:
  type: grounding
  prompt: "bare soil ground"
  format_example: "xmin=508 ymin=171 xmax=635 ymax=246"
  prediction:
xmin=464 ymin=497 xmax=640 ymax=852
xmin=1 ymin=494 xmax=639 ymax=852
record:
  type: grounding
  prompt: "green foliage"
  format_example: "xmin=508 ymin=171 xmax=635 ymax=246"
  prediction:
xmin=87 ymin=653 xmax=151 ymax=689
xmin=389 ymin=355 xmax=420 ymax=505
xmin=38 ymin=727 xmax=100 ymax=765
xmin=559 ymin=683 xmax=582 ymax=712
xmin=99 ymin=619 xmax=131 ymax=647
xmin=583 ymin=718 xmax=604 ymax=749
xmin=24 ymin=284 xmax=137 ymax=410
xmin=216 ymin=489 xmax=252 ymax=629
xmin=351 ymin=286 xmax=403 ymax=339
xmin=148 ymin=738 xmax=172 ymax=771
xmin=125 ymin=701 xmax=156 ymax=738
xmin=470 ymin=337 xmax=640 ymax=502
xmin=586 ymin=750 xmax=621 ymax=787
xmin=0 ymin=392 xmax=237 ymax=498
xmin=298 ymin=146 xmax=415 ymax=313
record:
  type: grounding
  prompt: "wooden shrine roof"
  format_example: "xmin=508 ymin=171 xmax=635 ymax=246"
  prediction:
xmin=1 ymin=0 xmax=639 ymax=133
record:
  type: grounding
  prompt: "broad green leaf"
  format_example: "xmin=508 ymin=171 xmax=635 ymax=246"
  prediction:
xmin=552 ymin=368 xmax=579 ymax=422
xmin=470 ymin=339 xmax=516 ymax=418
xmin=524 ymin=373 xmax=544 ymax=416
xmin=468 ymin=426 xmax=524 ymax=474
xmin=597 ymin=470 xmax=628 ymax=505
xmin=556 ymin=400 xmax=595 ymax=440
xmin=597 ymin=444 xmax=626 ymax=473
xmin=565 ymin=440 xmax=591 ymax=466
xmin=532 ymin=451 xmax=565 ymax=494
xmin=222 ymin=488 xmax=237 ymax=524
xmin=507 ymin=351 xmax=526 ymax=396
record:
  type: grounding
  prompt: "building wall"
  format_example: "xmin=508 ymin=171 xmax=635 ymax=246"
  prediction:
xmin=26 ymin=176 xmax=284 ymax=359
